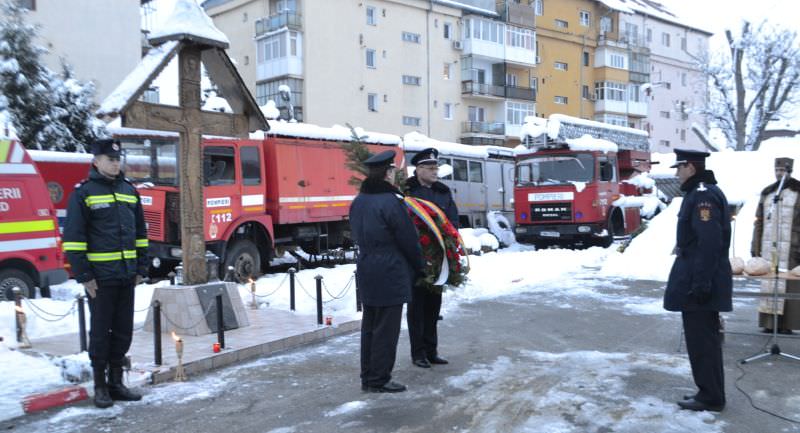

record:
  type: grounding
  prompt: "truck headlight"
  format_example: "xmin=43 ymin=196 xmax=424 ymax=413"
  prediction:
xmin=170 ymin=248 xmax=182 ymax=258
xmin=577 ymin=225 xmax=591 ymax=233
xmin=152 ymin=257 xmax=161 ymax=268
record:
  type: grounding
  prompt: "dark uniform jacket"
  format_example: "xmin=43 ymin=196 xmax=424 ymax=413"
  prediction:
xmin=63 ymin=167 xmax=148 ymax=283
xmin=349 ymin=178 xmax=423 ymax=306
xmin=664 ymin=170 xmax=732 ymax=312
xmin=405 ymin=176 xmax=459 ymax=227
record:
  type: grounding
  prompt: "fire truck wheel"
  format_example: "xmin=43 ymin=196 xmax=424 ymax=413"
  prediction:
xmin=224 ymin=240 xmax=261 ymax=283
xmin=0 ymin=268 xmax=35 ymax=301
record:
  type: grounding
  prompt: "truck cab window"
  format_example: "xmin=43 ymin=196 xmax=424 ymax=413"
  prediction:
xmin=453 ymin=159 xmax=468 ymax=182
xmin=599 ymin=159 xmax=616 ymax=182
xmin=439 ymin=157 xmax=453 ymax=180
xmin=203 ymin=146 xmax=235 ymax=186
xmin=240 ymin=146 xmax=261 ymax=185
xmin=469 ymin=161 xmax=483 ymax=183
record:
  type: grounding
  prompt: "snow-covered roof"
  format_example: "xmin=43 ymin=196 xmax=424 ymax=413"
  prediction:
xmin=402 ymin=131 xmax=489 ymax=159
xmin=566 ymin=134 xmax=619 ymax=153
xmin=97 ymin=40 xmax=180 ymax=119
xmin=149 ymin=0 xmax=230 ymax=48
xmin=597 ymin=0 xmax=712 ymax=35
xmin=29 ymin=150 xmax=93 ymax=163
xmin=252 ymin=121 xmax=401 ymax=146
xmin=432 ymin=0 xmax=498 ymax=17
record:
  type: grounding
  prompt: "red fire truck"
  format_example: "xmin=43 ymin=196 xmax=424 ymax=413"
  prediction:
xmin=35 ymin=125 xmax=401 ymax=282
xmin=513 ymin=114 xmax=652 ymax=248
xmin=0 ymin=139 xmax=67 ymax=299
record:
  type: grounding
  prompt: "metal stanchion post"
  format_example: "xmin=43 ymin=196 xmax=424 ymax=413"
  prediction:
xmin=76 ymin=294 xmax=88 ymax=352
xmin=216 ymin=294 xmax=225 ymax=349
xmin=13 ymin=287 xmax=22 ymax=343
xmin=354 ymin=270 xmax=361 ymax=312
xmin=153 ymin=300 xmax=162 ymax=366
xmin=315 ymin=275 xmax=323 ymax=325
xmin=288 ymin=267 xmax=296 ymax=311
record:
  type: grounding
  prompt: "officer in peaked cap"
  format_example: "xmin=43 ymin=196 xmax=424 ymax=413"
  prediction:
xmin=669 ymin=148 xmax=711 ymax=168
xmin=90 ymin=139 xmax=123 ymax=158
xmin=363 ymin=149 xmax=397 ymax=167
xmin=664 ymin=147 xmax=732 ymax=412
xmin=351 ymin=147 xmax=422 ymax=393
xmin=63 ymin=137 xmax=148 ymax=408
xmin=410 ymin=147 xmax=439 ymax=167
xmin=404 ymin=146 xmax=458 ymax=369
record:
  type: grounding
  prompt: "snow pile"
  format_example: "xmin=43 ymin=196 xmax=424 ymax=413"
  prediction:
xmin=0 ymin=342 xmax=74 ymax=421
xmin=486 ymin=211 xmax=515 ymax=247
xmin=519 ymin=115 xmax=548 ymax=140
xmin=566 ymin=134 xmax=618 ymax=153
xmin=402 ymin=131 xmax=488 ymax=159
xmin=148 ymin=0 xmax=230 ymax=46
xmin=252 ymin=121 xmax=401 ymax=146
xmin=202 ymin=92 xmax=232 ymax=113
xmin=459 ymin=228 xmax=500 ymax=253
xmin=260 ymin=100 xmax=280 ymax=120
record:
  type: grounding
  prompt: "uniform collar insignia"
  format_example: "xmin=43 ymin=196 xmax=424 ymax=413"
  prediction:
xmin=696 ymin=182 xmax=707 ymax=191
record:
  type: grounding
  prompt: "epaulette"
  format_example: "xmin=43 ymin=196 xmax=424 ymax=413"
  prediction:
xmin=74 ymin=179 xmax=90 ymax=189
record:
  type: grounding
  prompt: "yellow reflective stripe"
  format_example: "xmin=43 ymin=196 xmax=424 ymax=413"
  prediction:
xmin=86 ymin=250 xmax=138 ymax=262
xmin=114 ymin=193 xmax=138 ymax=204
xmin=123 ymin=250 xmax=137 ymax=259
xmin=0 ymin=139 xmax=10 ymax=162
xmin=85 ymin=195 xmax=115 ymax=206
xmin=63 ymin=241 xmax=87 ymax=251
xmin=135 ymin=238 xmax=148 ymax=248
xmin=0 ymin=219 xmax=56 ymax=234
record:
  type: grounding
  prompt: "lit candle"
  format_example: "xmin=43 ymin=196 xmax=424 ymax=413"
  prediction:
xmin=171 ymin=331 xmax=186 ymax=381
xmin=249 ymin=278 xmax=258 ymax=309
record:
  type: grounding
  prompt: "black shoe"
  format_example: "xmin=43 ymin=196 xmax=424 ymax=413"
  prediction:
xmin=107 ymin=366 xmax=142 ymax=401
xmin=92 ymin=367 xmax=113 ymax=409
xmin=677 ymin=398 xmax=724 ymax=412
xmin=682 ymin=394 xmax=696 ymax=400
xmin=778 ymin=329 xmax=794 ymax=335
xmin=413 ymin=358 xmax=432 ymax=368
xmin=428 ymin=355 xmax=449 ymax=365
xmin=762 ymin=328 xmax=774 ymax=334
xmin=364 ymin=381 xmax=407 ymax=393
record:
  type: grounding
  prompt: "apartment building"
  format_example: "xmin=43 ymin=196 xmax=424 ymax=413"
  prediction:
xmin=20 ymin=0 xmax=144 ymax=102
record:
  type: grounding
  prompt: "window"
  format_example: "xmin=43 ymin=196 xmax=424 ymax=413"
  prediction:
xmin=368 ymin=93 xmax=377 ymax=112
xmin=403 ymin=116 xmax=421 ymax=126
xmin=610 ymin=54 xmax=625 ymax=69
xmin=555 ymin=19 xmax=568 ymax=29
xmin=583 ymin=51 xmax=589 ymax=67
xmin=661 ymin=32 xmax=670 ymax=47
xmin=469 ymin=161 xmax=483 ymax=183
xmin=659 ymin=111 xmax=670 ymax=119
xmin=600 ymin=16 xmax=613 ymax=33
xmin=506 ymin=25 xmax=534 ymax=49
xmin=681 ymin=129 xmax=686 ymax=141
xmin=468 ymin=106 xmax=485 ymax=122
xmin=466 ymin=17 xmax=505 ymax=43
xmin=595 ymin=114 xmax=628 ymax=127
xmin=681 ymin=37 xmax=687 ymax=50
xmin=203 ymin=147 xmax=235 ymax=186
xmin=582 ymin=85 xmax=590 ymax=99
xmin=255 ymin=77 xmax=303 ymax=115
xmin=594 ymin=81 xmax=626 ymax=101
xmin=443 ymin=63 xmax=451 ymax=80
xmin=530 ymin=77 xmax=538 ymax=94
xmin=659 ymin=140 xmax=671 ymax=147
xmin=554 ymin=96 xmax=568 ymax=104
xmin=506 ymin=73 xmax=517 ymax=86
xmin=402 ymin=31 xmax=421 ymax=43
xmin=628 ymin=83 xmax=642 ymax=102
xmin=258 ymin=34 xmax=287 ymax=62
xmin=598 ymin=158 xmax=616 ymax=182
xmin=438 ymin=157 xmax=453 ymax=180
xmin=402 ymin=75 xmax=421 ymax=86
xmin=443 ymin=22 xmax=452 ymax=39
xmin=665 ymin=82 xmax=672 ymax=89
xmin=681 ymin=73 xmax=687 ymax=86
xmin=533 ymin=0 xmax=543 ymax=16
xmin=453 ymin=159 xmax=468 ymax=181
xmin=646 ymin=28 xmax=652 ymax=42
xmin=240 ymin=147 xmax=261 ymax=186
xmin=366 ymin=49 xmax=376 ymax=68
xmin=444 ymin=103 xmax=453 ymax=120
xmin=366 ymin=6 xmax=376 ymax=25
xmin=624 ymin=23 xmax=638 ymax=43
xmin=16 ymin=0 xmax=34 ymax=9
xmin=579 ymin=11 xmax=590 ymax=26
xmin=506 ymin=101 xmax=534 ymax=125
xmin=554 ymin=61 xmax=568 ymax=71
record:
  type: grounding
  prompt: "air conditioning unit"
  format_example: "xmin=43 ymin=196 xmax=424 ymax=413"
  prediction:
xmin=452 ymin=40 xmax=463 ymax=50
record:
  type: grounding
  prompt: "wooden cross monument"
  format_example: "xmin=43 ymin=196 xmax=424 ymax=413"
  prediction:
xmin=97 ymin=0 xmax=268 ymax=285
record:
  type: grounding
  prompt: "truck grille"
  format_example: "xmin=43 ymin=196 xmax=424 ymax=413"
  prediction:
xmin=144 ymin=210 xmax=163 ymax=240
xmin=530 ymin=202 xmax=572 ymax=222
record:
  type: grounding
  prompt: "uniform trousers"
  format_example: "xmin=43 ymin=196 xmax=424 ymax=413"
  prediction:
xmin=682 ymin=310 xmax=725 ymax=405
xmin=87 ymin=278 xmax=136 ymax=369
xmin=360 ymin=304 xmax=403 ymax=387
xmin=407 ymin=285 xmax=442 ymax=361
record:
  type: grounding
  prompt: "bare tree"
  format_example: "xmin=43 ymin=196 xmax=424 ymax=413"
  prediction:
xmin=699 ymin=21 xmax=800 ymax=151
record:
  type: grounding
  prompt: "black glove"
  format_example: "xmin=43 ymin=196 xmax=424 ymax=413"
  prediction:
xmin=690 ymin=286 xmax=712 ymax=305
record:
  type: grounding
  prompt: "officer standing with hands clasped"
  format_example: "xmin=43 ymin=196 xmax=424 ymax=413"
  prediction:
xmin=405 ymin=147 xmax=458 ymax=368
xmin=63 ymin=139 xmax=148 ymax=408
xmin=350 ymin=150 xmax=423 ymax=393
xmin=664 ymin=149 xmax=732 ymax=412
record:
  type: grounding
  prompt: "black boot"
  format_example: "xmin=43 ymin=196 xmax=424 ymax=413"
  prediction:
xmin=93 ymin=367 xmax=113 ymax=409
xmin=107 ymin=365 xmax=142 ymax=401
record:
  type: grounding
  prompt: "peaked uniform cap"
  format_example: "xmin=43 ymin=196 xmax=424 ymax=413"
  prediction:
xmin=363 ymin=150 xmax=396 ymax=167
xmin=670 ymin=148 xmax=710 ymax=168
xmin=411 ymin=147 xmax=439 ymax=166
xmin=90 ymin=139 xmax=122 ymax=158
xmin=775 ymin=157 xmax=794 ymax=172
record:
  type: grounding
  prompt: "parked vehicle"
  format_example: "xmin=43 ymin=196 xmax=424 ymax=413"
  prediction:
xmin=0 ymin=139 xmax=67 ymax=299
xmin=513 ymin=114 xmax=652 ymax=248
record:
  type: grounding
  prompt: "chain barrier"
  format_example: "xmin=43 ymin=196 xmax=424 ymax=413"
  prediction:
xmin=253 ymin=273 xmax=289 ymax=299
xmin=134 ymin=303 xmax=152 ymax=313
xmin=321 ymin=275 xmax=354 ymax=303
xmin=20 ymin=297 xmax=78 ymax=322
xmin=294 ymin=276 xmax=317 ymax=301
xmin=158 ymin=299 xmax=218 ymax=331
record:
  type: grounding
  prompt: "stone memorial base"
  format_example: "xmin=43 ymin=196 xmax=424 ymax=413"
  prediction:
xmin=144 ymin=282 xmax=250 ymax=336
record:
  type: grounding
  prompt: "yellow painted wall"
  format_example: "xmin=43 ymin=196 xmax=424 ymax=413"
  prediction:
xmin=594 ymin=66 xmax=628 ymax=82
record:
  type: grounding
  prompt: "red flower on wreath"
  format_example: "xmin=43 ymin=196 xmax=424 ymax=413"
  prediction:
xmin=420 ymin=234 xmax=431 ymax=247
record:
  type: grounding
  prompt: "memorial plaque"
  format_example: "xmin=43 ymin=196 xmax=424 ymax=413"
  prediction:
xmin=195 ymin=283 xmax=239 ymax=331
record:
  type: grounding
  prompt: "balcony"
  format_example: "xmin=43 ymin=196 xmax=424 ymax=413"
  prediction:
xmin=594 ymin=99 xmax=648 ymax=117
xmin=462 ymin=121 xmax=505 ymax=135
xmin=255 ymin=12 xmax=302 ymax=37
xmin=497 ymin=1 xmax=536 ymax=28
xmin=505 ymin=85 xmax=536 ymax=101
xmin=461 ymin=81 xmax=536 ymax=102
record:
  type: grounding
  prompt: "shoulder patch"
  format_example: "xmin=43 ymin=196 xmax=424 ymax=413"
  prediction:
xmin=696 ymin=182 xmax=707 ymax=192
xmin=697 ymin=201 xmax=713 ymax=222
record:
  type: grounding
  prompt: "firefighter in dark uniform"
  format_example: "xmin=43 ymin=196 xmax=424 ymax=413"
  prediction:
xmin=63 ymin=139 xmax=148 ymax=408
xmin=405 ymin=147 xmax=458 ymax=368
xmin=664 ymin=149 xmax=732 ymax=412
xmin=350 ymin=150 xmax=423 ymax=393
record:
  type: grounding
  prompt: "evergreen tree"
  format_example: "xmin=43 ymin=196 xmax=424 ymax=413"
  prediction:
xmin=342 ymin=124 xmax=407 ymax=188
xmin=0 ymin=0 xmax=101 ymax=151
